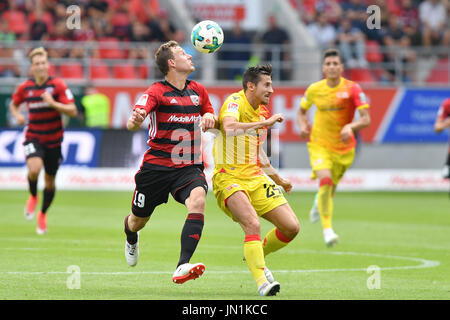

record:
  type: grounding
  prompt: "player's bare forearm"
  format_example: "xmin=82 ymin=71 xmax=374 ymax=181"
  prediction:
xmin=297 ymin=108 xmax=310 ymax=138
xmin=50 ymin=102 xmax=78 ymax=117
xmin=223 ymin=114 xmax=283 ymax=136
xmin=223 ymin=118 xmax=268 ymax=135
xmin=9 ymin=101 xmax=26 ymax=125
xmin=41 ymin=92 xmax=77 ymax=117
xmin=259 ymin=148 xmax=283 ymax=185
xmin=350 ymin=108 xmax=371 ymax=131
xmin=127 ymin=108 xmax=147 ymax=131
xmin=434 ymin=118 xmax=450 ymax=133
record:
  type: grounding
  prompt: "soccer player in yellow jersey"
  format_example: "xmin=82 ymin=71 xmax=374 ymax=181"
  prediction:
xmin=297 ymin=49 xmax=371 ymax=247
xmin=212 ymin=64 xmax=300 ymax=296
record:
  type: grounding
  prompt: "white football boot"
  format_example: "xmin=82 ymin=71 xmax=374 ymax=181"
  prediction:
xmin=323 ymin=228 xmax=339 ymax=247
xmin=172 ymin=262 xmax=205 ymax=284
xmin=125 ymin=232 xmax=139 ymax=267
xmin=258 ymin=281 xmax=280 ymax=296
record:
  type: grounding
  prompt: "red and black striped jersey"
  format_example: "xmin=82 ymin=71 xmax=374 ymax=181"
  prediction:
xmin=133 ymin=80 xmax=214 ymax=170
xmin=12 ymin=76 xmax=74 ymax=148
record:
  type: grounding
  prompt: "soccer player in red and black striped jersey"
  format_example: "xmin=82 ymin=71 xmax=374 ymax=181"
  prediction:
xmin=9 ymin=47 xmax=77 ymax=234
xmin=434 ymin=98 xmax=450 ymax=179
xmin=123 ymin=41 xmax=217 ymax=284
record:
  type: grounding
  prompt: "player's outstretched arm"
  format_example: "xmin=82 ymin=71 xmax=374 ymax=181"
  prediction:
xmin=222 ymin=114 xmax=284 ymax=135
xmin=127 ymin=108 xmax=147 ymax=131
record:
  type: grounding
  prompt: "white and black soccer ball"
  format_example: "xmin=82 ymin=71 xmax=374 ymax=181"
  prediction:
xmin=191 ymin=20 xmax=224 ymax=54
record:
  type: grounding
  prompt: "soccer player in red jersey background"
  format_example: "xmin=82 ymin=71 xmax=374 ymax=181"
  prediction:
xmin=297 ymin=49 xmax=371 ymax=247
xmin=124 ymin=41 xmax=217 ymax=284
xmin=434 ymin=98 xmax=450 ymax=179
xmin=9 ymin=47 xmax=77 ymax=235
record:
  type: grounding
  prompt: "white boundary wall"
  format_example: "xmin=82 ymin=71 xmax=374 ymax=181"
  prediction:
xmin=0 ymin=168 xmax=448 ymax=191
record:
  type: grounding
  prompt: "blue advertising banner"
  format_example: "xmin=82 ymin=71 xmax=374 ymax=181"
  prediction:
xmin=382 ymin=88 xmax=450 ymax=142
xmin=0 ymin=129 xmax=102 ymax=167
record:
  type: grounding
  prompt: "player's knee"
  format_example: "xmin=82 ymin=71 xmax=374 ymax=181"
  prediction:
xmin=128 ymin=215 xmax=148 ymax=232
xmin=286 ymin=221 xmax=300 ymax=239
xmin=186 ymin=188 xmax=206 ymax=212
xmin=44 ymin=176 xmax=56 ymax=189
xmin=28 ymin=168 xmax=40 ymax=180
xmin=243 ymin=216 xmax=260 ymax=235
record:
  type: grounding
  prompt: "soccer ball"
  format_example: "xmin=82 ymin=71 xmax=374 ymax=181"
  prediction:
xmin=191 ymin=20 xmax=224 ymax=54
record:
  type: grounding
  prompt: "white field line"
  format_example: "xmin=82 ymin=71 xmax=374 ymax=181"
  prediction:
xmin=1 ymin=250 xmax=440 ymax=276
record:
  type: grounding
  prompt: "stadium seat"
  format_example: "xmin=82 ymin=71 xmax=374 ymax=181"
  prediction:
xmin=48 ymin=63 xmax=57 ymax=77
xmin=113 ymin=63 xmax=137 ymax=79
xmin=426 ymin=58 xmax=449 ymax=84
xmin=2 ymin=10 xmax=27 ymax=35
xmin=59 ymin=63 xmax=84 ymax=79
xmin=138 ymin=63 xmax=149 ymax=79
xmin=90 ymin=62 xmax=111 ymax=79
xmin=97 ymin=37 xmax=126 ymax=59
xmin=348 ymin=68 xmax=376 ymax=83
xmin=365 ymin=40 xmax=383 ymax=63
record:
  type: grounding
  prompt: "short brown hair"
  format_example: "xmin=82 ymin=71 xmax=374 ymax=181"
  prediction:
xmin=323 ymin=48 xmax=342 ymax=63
xmin=29 ymin=47 xmax=48 ymax=63
xmin=242 ymin=64 xmax=272 ymax=91
xmin=154 ymin=40 xmax=179 ymax=76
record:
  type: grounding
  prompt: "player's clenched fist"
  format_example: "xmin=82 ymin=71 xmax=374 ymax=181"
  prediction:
xmin=200 ymin=112 xmax=217 ymax=132
xmin=127 ymin=108 xmax=147 ymax=131
xmin=265 ymin=113 xmax=284 ymax=127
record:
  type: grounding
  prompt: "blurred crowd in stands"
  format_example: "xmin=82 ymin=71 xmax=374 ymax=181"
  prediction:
xmin=0 ymin=0 xmax=449 ymax=83
xmin=296 ymin=0 xmax=450 ymax=82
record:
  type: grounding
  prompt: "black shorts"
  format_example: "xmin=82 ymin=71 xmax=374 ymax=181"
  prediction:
xmin=23 ymin=140 xmax=63 ymax=176
xmin=131 ymin=164 xmax=208 ymax=218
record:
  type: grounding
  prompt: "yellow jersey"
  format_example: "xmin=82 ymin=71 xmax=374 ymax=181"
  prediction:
xmin=213 ymin=90 xmax=268 ymax=178
xmin=300 ymin=77 xmax=370 ymax=153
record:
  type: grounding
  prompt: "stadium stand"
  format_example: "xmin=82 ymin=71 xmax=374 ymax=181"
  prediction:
xmin=0 ymin=0 xmax=448 ymax=85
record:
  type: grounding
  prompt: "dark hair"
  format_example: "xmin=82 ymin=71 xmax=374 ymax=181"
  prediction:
xmin=323 ymin=48 xmax=342 ymax=63
xmin=154 ymin=40 xmax=179 ymax=76
xmin=242 ymin=64 xmax=272 ymax=91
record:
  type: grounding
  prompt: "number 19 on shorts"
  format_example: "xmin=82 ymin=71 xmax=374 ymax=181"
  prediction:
xmin=133 ymin=191 xmax=145 ymax=208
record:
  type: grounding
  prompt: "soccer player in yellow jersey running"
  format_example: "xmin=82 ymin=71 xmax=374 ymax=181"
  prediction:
xmin=212 ymin=64 xmax=300 ymax=296
xmin=297 ymin=49 xmax=371 ymax=247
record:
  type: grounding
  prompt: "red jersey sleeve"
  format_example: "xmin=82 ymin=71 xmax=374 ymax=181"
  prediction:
xmin=54 ymin=78 xmax=75 ymax=104
xmin=196 ymin=82 xmax=214 ymax=115
xmin=133 ymin=85 xmax=159 ymax=114
xmin=11 ymin=82 xmax=26 ymax=105
xmin=350 ymin=82 xmax=370 ymax=109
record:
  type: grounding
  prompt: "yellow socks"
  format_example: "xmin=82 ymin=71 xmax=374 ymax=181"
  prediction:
xmin=244 ymin=235 xmax=266 ymax=287
xmin=318 ymin=177 xmax=334 ymax=230
xmin=262 ymin=228 xmax=293 ymax=257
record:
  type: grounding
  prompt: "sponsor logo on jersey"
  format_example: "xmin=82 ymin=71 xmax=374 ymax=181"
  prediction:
xmin=29 ymin=101 xmax=50 ymax=109
xmin=227 ymin=102 xmax=239 ymax=113
xmin=190 ymin=95 xmax=199 ymax=105
xmin=167 ymin=114 xmax=202 ymax=123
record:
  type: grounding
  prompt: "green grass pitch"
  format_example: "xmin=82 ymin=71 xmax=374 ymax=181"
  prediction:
xmin=0 ymin=190 xmax=449 ymax=300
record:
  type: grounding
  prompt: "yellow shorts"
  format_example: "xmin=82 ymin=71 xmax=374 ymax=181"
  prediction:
xmin=307 ymin=142 xmax=355 ymax=185
xmin=212 ymin=173 xmax=287 ymax=221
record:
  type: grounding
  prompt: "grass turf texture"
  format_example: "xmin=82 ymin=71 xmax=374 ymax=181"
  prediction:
xmin=0 ymin=190 xmax=449 ymax=300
